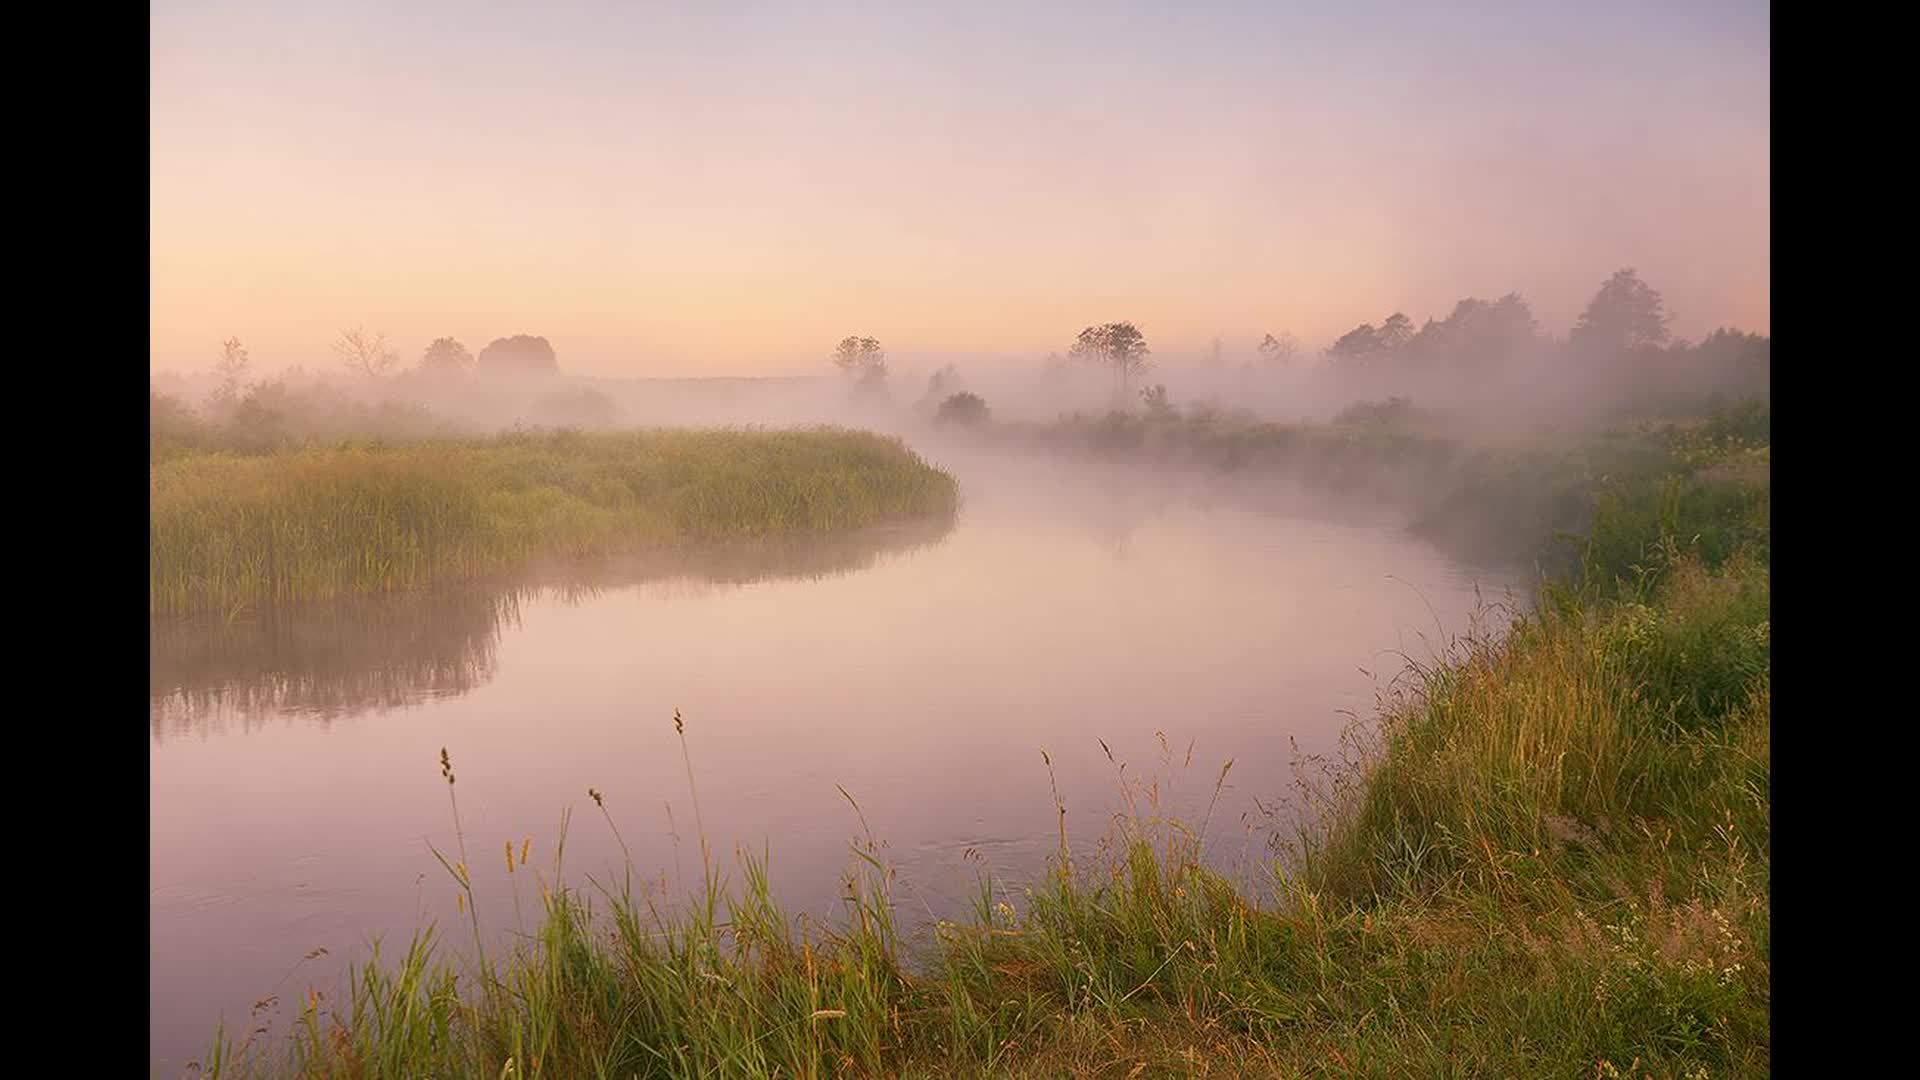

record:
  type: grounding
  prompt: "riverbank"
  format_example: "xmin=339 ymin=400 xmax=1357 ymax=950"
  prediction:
xmin=196 ymin=404 xmax=1768 ymax=1077
xmin=960 ymin=398 xmax=1769 ymax=575
xmin=150 ymin=429 xmax=959 ymax=617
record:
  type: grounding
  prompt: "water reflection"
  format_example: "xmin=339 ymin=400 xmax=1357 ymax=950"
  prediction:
xmin=149 ymin=515 xmax=956 ymax=738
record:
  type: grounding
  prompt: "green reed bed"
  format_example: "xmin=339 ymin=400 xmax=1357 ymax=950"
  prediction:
xmin=150 ymin=428 xmax=958 ymax=616
xmin=200 ymin=406 xmax=1768 ymax=1078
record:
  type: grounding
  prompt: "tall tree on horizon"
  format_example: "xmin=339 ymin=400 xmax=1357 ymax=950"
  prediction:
xmin=211 ymin=336 xmax=250 ymax=403
xmin=1256 ymin=331 xmax=1299 ymax=368
xmin=421 ymin=337 xmax=474 ymax=372
xmin=1069 ymin=322 xmax=1151 ymax=404
xmin=334 ymin=326 xmax=397 ymax=379
xmin=1571 ymin=268 xmax=1672 ymax=356
xmin=831 ymin=335 xmax=888 ymax=386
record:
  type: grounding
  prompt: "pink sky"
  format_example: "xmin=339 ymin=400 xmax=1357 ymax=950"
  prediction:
xmin=151 ymin=2 xmax=1768 ymax=376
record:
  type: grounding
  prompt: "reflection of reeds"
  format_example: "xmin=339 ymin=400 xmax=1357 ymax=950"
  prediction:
xmin=150 ymin=428 xmax=959 ymax=616
xmin=149 ymin=587 xmax=519 ymax=738
xmin=149 ymin=514 xmax=957 ymax=738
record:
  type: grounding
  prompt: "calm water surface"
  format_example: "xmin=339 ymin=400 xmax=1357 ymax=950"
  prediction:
xmin=150 ymin=449 xmax=1522 ymax=1071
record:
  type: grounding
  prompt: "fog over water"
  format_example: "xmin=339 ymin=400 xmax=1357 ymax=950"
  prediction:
xmin=149 ymin=440 xmax=1524 ymax=1070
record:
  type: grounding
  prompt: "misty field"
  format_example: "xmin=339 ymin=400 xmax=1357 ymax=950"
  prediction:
xmin=195 ymin=406 xmax=1769 ymax=1078
xmin=150 ymin=429 xmax=958 ymax=617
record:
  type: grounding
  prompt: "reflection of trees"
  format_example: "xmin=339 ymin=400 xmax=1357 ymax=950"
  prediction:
xmin=150 ymin=514 xmax=956 ymax=739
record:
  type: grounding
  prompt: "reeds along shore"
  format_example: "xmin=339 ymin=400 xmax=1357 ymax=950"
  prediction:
xmin=149 ymin=428 xmax=959 ymax=617
xmin=197 ymin=404 xmax=1769 ymax=1078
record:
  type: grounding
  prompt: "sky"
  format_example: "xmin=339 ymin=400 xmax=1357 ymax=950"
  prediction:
xmin=151 ymin=1 xmax=1769 ymax=376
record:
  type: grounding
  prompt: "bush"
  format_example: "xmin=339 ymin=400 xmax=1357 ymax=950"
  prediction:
xmin=933 ymin=391 xmax=990 ymax=427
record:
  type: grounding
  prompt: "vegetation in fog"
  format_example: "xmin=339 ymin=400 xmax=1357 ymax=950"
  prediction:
xmin=830 ymin=336 xmax=889 ymax=402
xmin=333 ymin=327 xmax=400 ymax=380
xmin=1255 ymin=330 xmax=1299 ymax=368
xmin=151 ymin=429 xmax=957 ymax=617
xmin=196 ymin=400 xmax=1768 ymax=1078
xmin=932 ymin=391 xmax=990 ymax=427
xmin=478 ymin=334 xmax=560 ymax=373
xmin=1068 ymin=321 xmax=1152 ymax=404
xmin=420 ymin=337 xmax=474 ymax=373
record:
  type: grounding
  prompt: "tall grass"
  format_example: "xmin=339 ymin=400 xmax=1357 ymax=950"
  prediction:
xmin=196 ymin=404 xmax=1769 ymax=1078
xmin=151 ymin=428 xmax=958 ymax=616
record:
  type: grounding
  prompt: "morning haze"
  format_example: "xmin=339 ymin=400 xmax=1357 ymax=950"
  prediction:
xmin=151 ymin=1 xmax=1767 ymax=376
xmin=151 ymin=3 xmax=1770 ymax=1075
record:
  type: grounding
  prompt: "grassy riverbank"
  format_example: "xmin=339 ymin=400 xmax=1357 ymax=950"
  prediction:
xmin=975 ymin=397 xmax=1770 ymax=574
xmin=199 ymin=405 xmax=1768 ymax=1078
xmin=150 ymin=429 xmax=958 ymax=617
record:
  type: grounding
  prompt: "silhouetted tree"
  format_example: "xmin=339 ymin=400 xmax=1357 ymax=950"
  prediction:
xmin=1140 ymin=383 xmax=1175 ymax=419
xmin=478 ymin=334 xmax=559 ymax=373
xmin=831 ymin=336 xmax=888 ymax=394
xmin=1688 ymin=327 xmax=1770 ymax=399
xmin=334 ymin=327 xmax=397 ymax=379
xmin=1406 ymin=293 xmax=1540 ymax=368
xmin=1328 ymin=312 xmax=1415 ymax=367
xmin=421 ymin=337 xmax=474 ymax=372
xmin=934 ymin=391 xmax=991 ymax=426
xmin=1256 ymin=331 xmax=1299 ymax=367
xmin=211 ymin=337 xmax=250 ymax=403
xmin=1327 ymin=323 xmax=1384 ymax=365
xmin=917 ymin=364 xmax=962 ymax=413
xmin=1069 ymin=322 xmax=1151 ymax=402
xmin=1571 ymin=269 xmax=1671 ymax=356
xmin=1379 ymin=312 xmax=1414 ymax=350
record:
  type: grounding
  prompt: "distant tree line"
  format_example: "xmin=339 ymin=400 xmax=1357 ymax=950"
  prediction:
xmin=1313 ymin=268 xmax=1765 ymax=383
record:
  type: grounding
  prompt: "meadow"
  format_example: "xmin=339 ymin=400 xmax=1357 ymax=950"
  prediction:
xmin=150 ymin=427 xmax=959 ymax=617
xmin=194 ymin=403 xmax=1769 ymax=1077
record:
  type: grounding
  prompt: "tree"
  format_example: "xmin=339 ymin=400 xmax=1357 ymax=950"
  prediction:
xmin=1571 ymin=268 xmax=1671 ymax=356
xmin=1406 ymin=293 xmax=1539 ymax=368
xmin=1378 ymin=312 xmax=1414 ymax=350
xmin=1256 ymin=331 xmax=1299 ymax=368
xmin=421 ymin=337 xmax=474 ymax=372
xmin=831 ymin=336 xmax=888 ymax=386
xmin=478 ymin=335 xmax=559 ymax=373
xmin=151 ymin=390 xmax=202 ymax=451
xmin=211 ymin=337 xmax=250 ymax=403
xmin=1691 ymin=327 xmax=1770 ymax=397
xmin=334 ymin=326 xmax=398 ymax=379
xmin=1326 ymin=323 xmax=1384 ymax=365
xmin=934 ymin=391 xmax=991 ymax=427
xmin=1327 ymin=313 xmax=1413 ymax=368
xmin=1069 ymin=322 xmax=1151 ymax=403
xmin=917 ymin=364 xmax=962 ymax=413
xmin=1140 ymin=383 xmax=1175 ymax=419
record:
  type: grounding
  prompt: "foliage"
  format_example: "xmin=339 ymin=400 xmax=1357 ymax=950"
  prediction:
xmin=478 ymin=335 xmax=559 ymax=373
xmin=933 ymin=391 xmax=990 ymax=427
xmin=1069 ymin=322 xmax=1151 ymax=401
xmin=334 ymin=327 xmax=399 ymax=379
xmin=151 ymin=429 xmax=958 ymax=615
xmin=421 ymin=337 xmax=474 ymax=372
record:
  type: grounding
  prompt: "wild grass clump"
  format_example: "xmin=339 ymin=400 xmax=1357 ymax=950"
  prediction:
xmin=150 ymin=428 xmax=958 ymax=616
